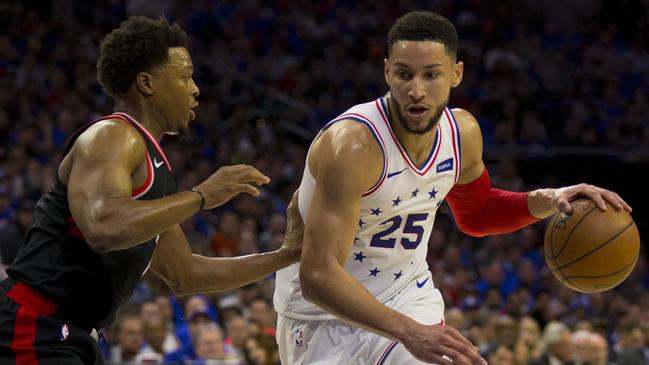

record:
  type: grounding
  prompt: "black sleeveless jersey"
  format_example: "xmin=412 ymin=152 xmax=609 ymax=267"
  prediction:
xmin=7 ymin=112 xmax=178 ymax=329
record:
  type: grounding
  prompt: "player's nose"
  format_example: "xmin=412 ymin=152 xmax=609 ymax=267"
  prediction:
xmin=191 ymin=79 xmax=200 ymax=98
xmin=407 ymin=77 xmax=425 ymax=101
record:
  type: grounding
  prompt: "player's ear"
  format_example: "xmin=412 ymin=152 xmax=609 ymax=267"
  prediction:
xmin=135 ymin=72 xmax=155 ymax=96
xmin=451 ymin=61 xmax=464 ymax=88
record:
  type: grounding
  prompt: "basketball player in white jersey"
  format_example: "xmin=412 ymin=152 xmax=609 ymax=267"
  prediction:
xmin=274 ymin=11 xmax=631 ymax=365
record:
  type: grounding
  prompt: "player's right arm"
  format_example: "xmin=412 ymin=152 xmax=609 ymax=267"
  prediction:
xmin=299 ymin=121 xmax=485 ymax=365
xmin=67 ymin=120 xmax=268 ymax=253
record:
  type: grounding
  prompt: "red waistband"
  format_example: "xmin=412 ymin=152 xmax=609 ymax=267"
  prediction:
xmin=6 ymin=281 xmax=58 ymax=316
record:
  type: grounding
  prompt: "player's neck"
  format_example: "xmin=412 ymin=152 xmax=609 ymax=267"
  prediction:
xmin=114 ymin=99 xmax=165 ymax=141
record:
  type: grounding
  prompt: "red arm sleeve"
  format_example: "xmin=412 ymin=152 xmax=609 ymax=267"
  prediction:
xmin=445 ymin=169 xmax=539 ymax=237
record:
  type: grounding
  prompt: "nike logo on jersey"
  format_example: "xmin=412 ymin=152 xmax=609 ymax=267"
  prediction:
xmin=154 ymin=158 xmax=164 ymax=168
xmin=387 ymin=168 xmax=407 ymax=178
xmin=416 ymin=277 xmax=430 ymax=288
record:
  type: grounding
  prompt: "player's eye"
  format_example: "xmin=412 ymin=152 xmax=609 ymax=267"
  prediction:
xmin=397 ymin=71 xmax=411 ymax=80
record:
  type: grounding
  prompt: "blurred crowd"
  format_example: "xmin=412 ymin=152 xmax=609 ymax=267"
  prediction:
xmin=0 ymin=0 xmax=648 ymax=364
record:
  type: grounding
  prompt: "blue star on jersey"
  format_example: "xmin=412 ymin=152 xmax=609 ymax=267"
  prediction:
xmin=354 ymin=251 xmax=367 ymax=263
xmin=392 ymin=196 xmax=402 ymax=207
xmin=411 ymin=188 xmax=420 ymax=198
xmin=369 ymin=267 xmax=380 ymax=277
xmin=393 ymin=271 xmax=403 ymax=280
xmin=428 ymin=188 xmax=438 ymax=199
xmin=370 ymin=207 xmax=382 ymax=216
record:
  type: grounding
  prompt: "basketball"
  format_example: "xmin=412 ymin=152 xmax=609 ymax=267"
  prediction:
xmin=544 ymin=199 xmax=641 ymax=294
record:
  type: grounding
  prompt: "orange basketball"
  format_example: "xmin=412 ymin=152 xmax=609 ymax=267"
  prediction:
xmin=544 ymin=198 xmax=640 ymax=293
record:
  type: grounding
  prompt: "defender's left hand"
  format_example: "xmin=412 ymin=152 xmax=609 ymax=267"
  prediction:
xmin=550 ymin=184 xmax=632 ymax=214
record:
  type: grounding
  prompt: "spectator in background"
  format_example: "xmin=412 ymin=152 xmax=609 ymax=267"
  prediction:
xmin=590 ymin=332 xmax=615 ymax=365
xmin=140 ymin=299 xmax=162 ymax=324
xmin=445 ymin=307 xmax=465 ymax=331
xmin=249 ymin=297 xmax=276 ymax=335
xmin=0 ymin=199 xmax=35 ymax=269
xmin=165 ymin=309 xmax=217 ymax=363
xmin=488 ymin=344 xmax=515 ymax=365
xmin=616 ymin=317 xmax=648 ymax=365
xmin=210 ymin=211 xmax=241 ymax=257
xmin=153 ymin=295 xmax=181 ymax=353
xmin=244 ymin=333 xmax=281 ymax=365
xmin=109 ymin=313 xmax=145 ymax=363
xmin=515 ymin=316 xmax=543 ymax=365
xmin=259 ymin=213 xmax=286 ymax=250
xmin=225 ymin=315 xmax=251 ymax=359
xmin=175 ymin=294 xmax=218 ymax=349
xmin=193 ymin=323 xmax=233 ymax=363
xmin=571 ymin=330 xmax=594 ymax=365
xmin=494 ymin=315 xmax=519 ymax=351
xmin=140 ymin=318 xmax=167 ymax=357
xmin=532 ymin=321 xmax=574 ymax=365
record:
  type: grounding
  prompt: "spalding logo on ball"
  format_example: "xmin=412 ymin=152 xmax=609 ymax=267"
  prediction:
xmin=544 ymin=198 xmax=640 ymax=293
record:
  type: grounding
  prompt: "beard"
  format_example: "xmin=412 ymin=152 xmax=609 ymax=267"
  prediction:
xmin=389 ymin=96 xmax=449 ymax=135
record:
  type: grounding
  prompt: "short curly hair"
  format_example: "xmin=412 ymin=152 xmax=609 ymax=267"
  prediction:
xmin=388 ymin=11 xmax=458 ymax=59
xmin=97 ymin=16 xmax=188 ymax=98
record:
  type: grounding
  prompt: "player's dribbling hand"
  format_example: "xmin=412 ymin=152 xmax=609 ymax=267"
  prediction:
xmin=278 ymin=190 xmax=303 ymax=262
xmin=193 ymin=165 xmax=270 ymax=209
xmin=547 ymin=184 xmax=631 ymax=214
xmin=401 ymin=323 xmax=487 ymax=365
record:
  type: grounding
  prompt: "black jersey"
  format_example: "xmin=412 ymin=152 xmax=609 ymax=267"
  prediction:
xmin=7 ymin=112 xmax=178 ymax=329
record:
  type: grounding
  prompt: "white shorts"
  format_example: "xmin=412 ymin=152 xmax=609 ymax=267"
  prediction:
xmin=277 ymin=272 xmax=445 ymax=365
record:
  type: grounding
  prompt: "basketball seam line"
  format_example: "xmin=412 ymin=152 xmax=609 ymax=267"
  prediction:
xmin=548 ymin=205 xmax=599 ymax=259
xmin=561 ymin=255 xmax=638 ymax=279
xmin=550 ymin=221 xmax=635 ymax=271
xmin=549 ymin=213 xmax=566 ymax=287
xmin=562 ymin=277 xmax=588 ymax=292
xmin=547 ymin=213 xmax=559 ymax=258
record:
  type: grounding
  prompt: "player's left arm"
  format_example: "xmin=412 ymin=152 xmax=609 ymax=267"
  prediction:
xmin=148 ymin=192 xmax=303 ymax=296
xmin=446 ymin=109 xmax=631 ymax=237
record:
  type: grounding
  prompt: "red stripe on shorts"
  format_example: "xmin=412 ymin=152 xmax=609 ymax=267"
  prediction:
xmin=6 ymin=281 xmax=59 ymax=365
xmin=10 ymin=306 xmax=39 ymax=365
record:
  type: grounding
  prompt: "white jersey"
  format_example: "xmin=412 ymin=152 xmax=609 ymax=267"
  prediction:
xmin=274 ymin=96 xmax=461 ymax=320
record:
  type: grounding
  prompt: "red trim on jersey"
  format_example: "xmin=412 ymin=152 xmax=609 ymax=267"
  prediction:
xmin=66 ymin=114 xmax=161 ymax=196
xmin=374 ymin=99 xmax=443 ymax=176
xmin=113 ymin=112 xmax=172 ymax=172
xmin=131 ymin=150 xmax=154 ymax=198
xmin=444 ymin=109 xmax=461 ymax=183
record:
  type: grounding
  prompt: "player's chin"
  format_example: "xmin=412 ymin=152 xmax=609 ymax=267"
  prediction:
xmin=405 ymin=115 xmax=431 ymax=131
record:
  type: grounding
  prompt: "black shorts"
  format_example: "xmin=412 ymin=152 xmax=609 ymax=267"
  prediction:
xmin=0 ymin=278 xmax=103 ymax=365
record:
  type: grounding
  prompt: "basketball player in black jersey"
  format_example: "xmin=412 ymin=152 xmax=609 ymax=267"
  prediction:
xmin=0 ymin=17 xmax=303 ymax=364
